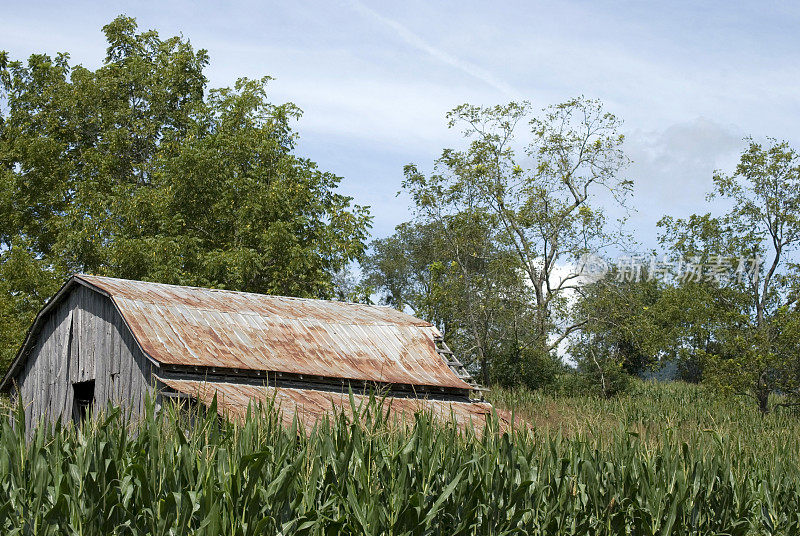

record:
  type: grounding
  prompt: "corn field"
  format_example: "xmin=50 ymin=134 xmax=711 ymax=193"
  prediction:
xmin=1 ymin=382 xmax=799 ymax=535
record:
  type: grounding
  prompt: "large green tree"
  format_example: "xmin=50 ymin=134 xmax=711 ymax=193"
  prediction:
xmin=396 ymin=99 xmax=631 ymax=385
xmin=0 ymin=17 xmax=371 ymax=369
xmin=368 ymin=98 xmax=631 ymax=385
xmin=658 ymin=139 xmax=800 ymax=413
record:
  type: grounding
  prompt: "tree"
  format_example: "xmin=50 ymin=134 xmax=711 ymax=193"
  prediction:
xmin=0 ymin=17 xmax=371 ymax=370
xmin=656 ymin=215 xmax=752 ymax=383
xmin=659 ymin=139 xmax=800 ymax=413
xmin=364 ymin=215 xmax=552 ymax=387
xmin=399 ymin=99 xmax=632 ymax=385
xmin=570 ymin=268 xmax=665 ymax=396
xmin=363 ymin=221 xmax=445 ymax=317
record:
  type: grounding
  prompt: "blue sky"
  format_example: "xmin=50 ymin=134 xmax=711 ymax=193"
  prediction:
xmin=3 ymin=0 xmax=799 ymax=249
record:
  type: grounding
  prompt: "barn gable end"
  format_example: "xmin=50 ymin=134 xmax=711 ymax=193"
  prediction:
xmin=6 ymin=282 xmax=154 ymax=428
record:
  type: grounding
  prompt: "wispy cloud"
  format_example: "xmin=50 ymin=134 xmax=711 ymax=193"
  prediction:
xmin=345 ymin=0 xmax=520 ymax=98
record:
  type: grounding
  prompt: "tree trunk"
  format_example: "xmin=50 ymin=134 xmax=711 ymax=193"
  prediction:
xmin=589 ymin=346 xmax=608 ymax=398
xmin=756 ymin=374 xmax=770 ymax=415
xmin=757 ymin=390 xmax=770 ymax=415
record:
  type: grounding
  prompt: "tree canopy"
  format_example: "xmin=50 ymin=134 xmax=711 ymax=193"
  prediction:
xmin=0 ymin=16 xmax=371 ymax=370
xmin=368 ymin=98 xmax=631 ymax=388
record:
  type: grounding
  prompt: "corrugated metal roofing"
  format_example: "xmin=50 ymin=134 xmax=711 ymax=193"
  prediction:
xmin=159 ymin=378 xmax=508 ymax=431
xmin=77 ymin=275 xmax=471 ymax=390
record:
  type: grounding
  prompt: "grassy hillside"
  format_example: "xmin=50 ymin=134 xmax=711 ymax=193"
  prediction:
xmin=0 ymin=382 xmax=798 ymax=535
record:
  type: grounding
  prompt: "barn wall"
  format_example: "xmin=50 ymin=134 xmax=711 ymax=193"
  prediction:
xmin=15 ymin=284 xmax=155 ymax=429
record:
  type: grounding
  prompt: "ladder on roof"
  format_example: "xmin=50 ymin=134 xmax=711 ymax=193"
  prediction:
xmin=433 ymin=335 xmax=489 ymax=399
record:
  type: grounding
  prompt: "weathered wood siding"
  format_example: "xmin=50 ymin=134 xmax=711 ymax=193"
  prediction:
xmin=14 ymin=284 xmax=154 ymax=429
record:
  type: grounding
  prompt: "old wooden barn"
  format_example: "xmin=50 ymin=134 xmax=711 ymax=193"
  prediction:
xmin=0 ymin=274 xmax=504 ymax=431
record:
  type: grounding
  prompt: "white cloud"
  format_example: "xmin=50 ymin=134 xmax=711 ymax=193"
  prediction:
xmin=621 ymin=118 xmax=745 ymax=250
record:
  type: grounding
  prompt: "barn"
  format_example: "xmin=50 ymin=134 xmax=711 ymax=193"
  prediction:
xmin=0 ymin=274 xmax=503 ymax=431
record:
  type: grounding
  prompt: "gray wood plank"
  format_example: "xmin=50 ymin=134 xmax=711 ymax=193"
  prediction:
xmin=57 ymin=310 xmax=74 ymax=421
xmin=119 ymin=325 xmax=134 ymax=415
xmin=69 ymin=292 xmax=79 ymax=384
xmin=93 ymin=295 xmax=106 ymax=407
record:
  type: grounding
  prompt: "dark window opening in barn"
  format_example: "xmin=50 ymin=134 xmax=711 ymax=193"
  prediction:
xmin=72 ymin=380 xmax=95 ymax=424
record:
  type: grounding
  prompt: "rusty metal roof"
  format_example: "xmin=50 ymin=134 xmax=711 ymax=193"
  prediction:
xmin=158 ymin=378 xmax=508 ymax=431
xmin=76 ymin=275 xmax=470 ymax=390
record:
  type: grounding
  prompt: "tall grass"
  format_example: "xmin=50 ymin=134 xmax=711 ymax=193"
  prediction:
xmin=0 ymin=383 xmax=798 ymax=535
